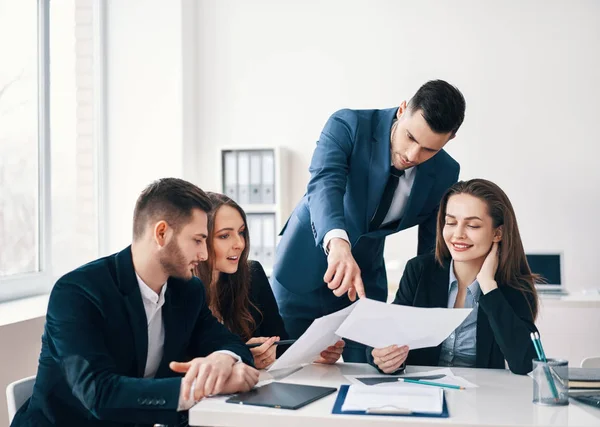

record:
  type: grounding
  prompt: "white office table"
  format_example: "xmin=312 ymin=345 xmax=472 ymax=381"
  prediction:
xmin=189 ymin=363 xmax=600 ymax=427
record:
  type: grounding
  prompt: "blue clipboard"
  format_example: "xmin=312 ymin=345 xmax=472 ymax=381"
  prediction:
xmin=331 ymin=385 xmax=449 ymax=418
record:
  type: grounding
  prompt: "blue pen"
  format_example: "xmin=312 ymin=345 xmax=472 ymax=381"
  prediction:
xmin=534 ymin=331 xmax=567 ymax=388
xmin=534 ymin=332 xmax=548 ymax=361
xmin=398 ymin=378 xmax=464 ymax=390
xmin=530 ymin=332 xmax=559 ymax=400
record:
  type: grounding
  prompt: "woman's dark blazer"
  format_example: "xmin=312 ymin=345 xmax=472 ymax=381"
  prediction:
xmin=367 ymin=254 xmax=538 ymax=375
xmin=247 ymin=261 xmax=289 ymax=354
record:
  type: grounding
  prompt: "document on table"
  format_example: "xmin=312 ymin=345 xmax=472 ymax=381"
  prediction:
xmin=345 ymin=368 xmax=479 ymax=388
xmin=341 ymin=384 xmax=444 ymax=414
xmin=335 ymin=299 xmax=471 ymax=349
xmin=268 ymin=303 xmax=358 ymax=371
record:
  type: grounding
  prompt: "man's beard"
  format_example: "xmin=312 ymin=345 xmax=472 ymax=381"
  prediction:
xmin=159 ymin=238 xmax=193 ymax=281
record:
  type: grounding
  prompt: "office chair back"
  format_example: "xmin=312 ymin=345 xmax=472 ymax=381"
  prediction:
xmin=581 ymin=357 xmax=600 ymax=368
xmin=6 ymin=376 xmax=35 ymax=423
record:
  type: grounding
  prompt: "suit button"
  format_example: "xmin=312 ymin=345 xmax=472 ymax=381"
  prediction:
xmin=158 ymin=398 xmax=166 ymax=405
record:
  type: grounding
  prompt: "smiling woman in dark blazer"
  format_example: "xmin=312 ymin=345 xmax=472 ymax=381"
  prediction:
xmin=195 ymin=193 xmax=345 ymax=370
xmin=368 ymin=179 xmax=539 ymax=375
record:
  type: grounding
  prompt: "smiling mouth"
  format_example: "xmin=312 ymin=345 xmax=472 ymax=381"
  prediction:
xmin=451 ymin=242 xmax=473 ymax=251
xmin=226 ymin=256 xmax=239 ymax=261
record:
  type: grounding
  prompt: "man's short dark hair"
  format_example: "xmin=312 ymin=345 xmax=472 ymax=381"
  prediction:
xmin=408 ymin=80 xmax=466 ymax=135
xmin=132 ymin=178 xmax=212 ymax=240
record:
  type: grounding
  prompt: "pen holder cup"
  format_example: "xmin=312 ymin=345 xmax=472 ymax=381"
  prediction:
xmin=532 ymin=358 xmax=569 ymax=406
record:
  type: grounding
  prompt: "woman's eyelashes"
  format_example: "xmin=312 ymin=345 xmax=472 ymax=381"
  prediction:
xmin=445 ymin=222 xmax=481 ymax=229
xmin=217 ymin=230 xmax=246 ymax=241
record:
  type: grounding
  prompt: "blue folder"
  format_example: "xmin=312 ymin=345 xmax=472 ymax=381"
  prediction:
xmin=331 ymin=385 xmax=449 ymax=418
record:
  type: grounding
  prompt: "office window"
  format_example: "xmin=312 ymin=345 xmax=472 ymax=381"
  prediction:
xmin=0 ymin=0 xmax=40 ymax=278
xmin=0 ymin=0 xmax=101 ymax=301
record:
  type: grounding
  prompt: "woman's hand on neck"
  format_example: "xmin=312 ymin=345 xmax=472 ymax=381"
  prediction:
xmin=475 ymin=242 xmax=500 ymax=294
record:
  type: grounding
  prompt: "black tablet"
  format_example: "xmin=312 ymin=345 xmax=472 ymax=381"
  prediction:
xmin=226 ymin=382 xmax=337 ymax=410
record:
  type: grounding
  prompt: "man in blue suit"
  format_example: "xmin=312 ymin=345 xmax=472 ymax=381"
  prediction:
xmin=12 ymin=178 xmax=259 ymax=427
xmin=272 ymin=80 xmax=466 ymax=362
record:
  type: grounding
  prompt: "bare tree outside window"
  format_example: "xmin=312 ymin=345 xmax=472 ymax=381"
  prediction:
xmin=0 ymin=0 xmax=39 ymax=277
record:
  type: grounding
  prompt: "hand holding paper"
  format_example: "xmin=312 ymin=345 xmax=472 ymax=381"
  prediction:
xmin=269 ymin=299 xmax=471 ymax=371
xmin=335 ymin=299 xmax=471 ymax=349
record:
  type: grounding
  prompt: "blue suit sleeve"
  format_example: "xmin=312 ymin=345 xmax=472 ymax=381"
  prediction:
xmin=46 ymin=280 xmax=182 ymax=425
xmin=306 ymin=110 xmax=356 ymax=246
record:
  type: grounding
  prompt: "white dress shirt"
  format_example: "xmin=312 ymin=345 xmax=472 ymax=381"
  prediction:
xmin=136 ymin=273 xmax=167 ymax=379
xmin=323 ymin=165 xmax=417 ymax=251
xmin=135 ymin=274 xmax=241 ymax=411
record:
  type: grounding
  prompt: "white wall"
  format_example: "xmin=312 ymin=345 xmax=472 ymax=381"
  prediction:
xmin=193 ymin=0 xmax=600 ymax=291
xmin=105 ymin=0 xmax=185 ymax=253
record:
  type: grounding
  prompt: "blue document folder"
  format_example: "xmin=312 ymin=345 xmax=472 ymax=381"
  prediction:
xmin=331 ymin=385 xmax=449 ymax=418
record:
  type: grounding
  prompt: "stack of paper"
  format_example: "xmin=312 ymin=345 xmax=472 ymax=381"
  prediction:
xmin=342 ymin=384 xmax=444 ymax=414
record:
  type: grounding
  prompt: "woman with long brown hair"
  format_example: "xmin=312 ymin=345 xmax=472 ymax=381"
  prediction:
xmin=195 ymin=192 xmax=344 ymax=369
xmin=368 ymin=179 xmax=539 ymax=375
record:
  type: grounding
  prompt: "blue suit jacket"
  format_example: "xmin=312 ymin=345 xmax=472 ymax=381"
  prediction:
xmin=11 ymin=247 xmax=253 ymax=427
xmin=273 ymin=108 xmax=460 ymax=301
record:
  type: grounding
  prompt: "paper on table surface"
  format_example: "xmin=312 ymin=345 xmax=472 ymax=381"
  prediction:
xmin=345 ymin=368 xmax=479 ymax=388
xmin=268 ymin=302 xmax=358 ymax=371
xmin=335 ymin=299 xmax=471 ymax=350
xmin=341 ymin=384 xmax=444 ymax=414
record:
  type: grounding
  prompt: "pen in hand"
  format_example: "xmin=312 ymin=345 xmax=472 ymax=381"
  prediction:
xmin=246 ymin=339 xmax=296 ymax=348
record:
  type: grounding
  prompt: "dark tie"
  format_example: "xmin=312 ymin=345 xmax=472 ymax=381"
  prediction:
xmin=369 ymin=166 xmax=405 ymax=231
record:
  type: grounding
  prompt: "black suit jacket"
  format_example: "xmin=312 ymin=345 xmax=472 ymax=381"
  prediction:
xmin=12 ymin=247 xmax=253 ymax=427
xmin=367 ymin=254 xmax=538 ymax=375
xmin=247 ymin=261 xmax=288 ymax=340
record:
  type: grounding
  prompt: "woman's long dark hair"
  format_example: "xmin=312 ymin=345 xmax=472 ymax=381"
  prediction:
xmin=435 ymin=179 xmax=540 ymax=320
xmin=194 ymin=192 xmax=259 ymax=340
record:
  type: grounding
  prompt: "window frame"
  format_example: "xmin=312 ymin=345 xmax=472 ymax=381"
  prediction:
xmin=0 ymin=0 xmax=106 ymax=303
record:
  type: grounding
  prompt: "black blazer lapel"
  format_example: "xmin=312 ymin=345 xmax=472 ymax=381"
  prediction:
xmin=116 ymin=247 xmax=148 ymax=378
xmin=425 ymin=259 xmax=451 ymax=309
xmin=419 ymin=259 xmax=450 ymax=365
xmin=155 ymin=285 xmax=186 ymax=378
xmin=365 ymin=108 xmax=397 ymax=230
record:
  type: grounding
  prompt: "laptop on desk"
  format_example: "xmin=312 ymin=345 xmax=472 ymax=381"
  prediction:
xmin=526 ymin=253 xmax=569 ymax=295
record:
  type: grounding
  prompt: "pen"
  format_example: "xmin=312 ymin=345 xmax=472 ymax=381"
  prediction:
xmin=398 ymin=378 xmax=464 ymax=390
xmin=534 ymin=332 xmax=548 ymax=360
xmin=246 ymin=339 xmax=296 ymax=348
xmin=530 ymin=332 xmax=559 ymax=400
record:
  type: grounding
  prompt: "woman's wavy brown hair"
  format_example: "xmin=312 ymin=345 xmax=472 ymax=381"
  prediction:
xmin=194 ymin=192 xmax=259 ymax=340
xmin=435 ymin=179 xmax=540 ymax=320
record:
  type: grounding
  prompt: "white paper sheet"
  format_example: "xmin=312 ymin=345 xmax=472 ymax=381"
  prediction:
xmin=344 ymin=368 xmax=479 ymax=389
xmin=342 ymin=384 xmax=444 ymax=414
xmin=335 ymin=299 xmax=471 ymax=350
xmin=268 ymin=303 xmax=358 ymax=371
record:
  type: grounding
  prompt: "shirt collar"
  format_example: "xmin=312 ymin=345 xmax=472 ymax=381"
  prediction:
xmin=449 ymin=260 xmax=482 ymax=302
xmin=135 ymin=273 xmax=167 ymax=306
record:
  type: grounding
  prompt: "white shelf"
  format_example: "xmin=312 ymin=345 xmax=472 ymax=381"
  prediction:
xmin=219 ymin=146 xmax=290 ymax=272
xmin=240 ymin=204 xmax=277 ymax=214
